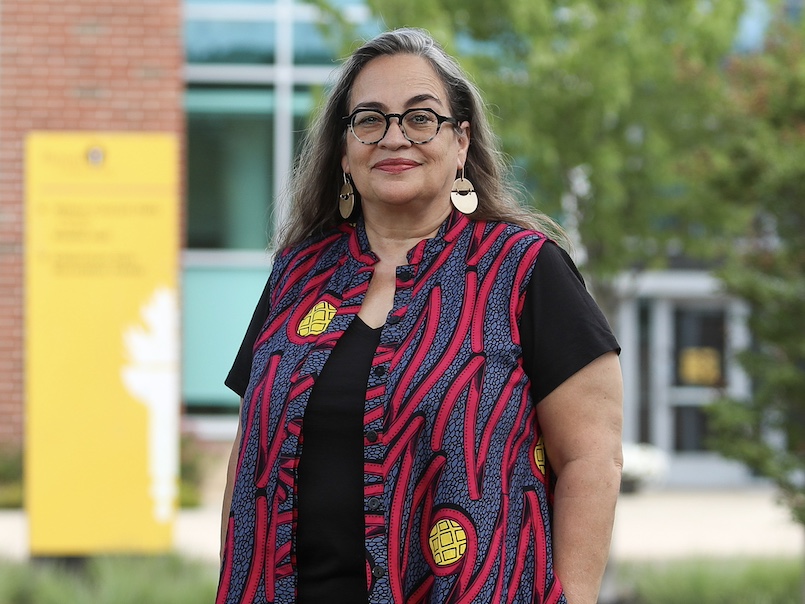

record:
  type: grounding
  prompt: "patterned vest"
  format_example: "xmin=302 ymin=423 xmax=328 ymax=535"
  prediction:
xmin=217 ymin=210 xmax=566 ymax=604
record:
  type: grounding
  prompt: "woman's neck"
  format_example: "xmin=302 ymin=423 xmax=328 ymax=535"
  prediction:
xmin=362 ymin=204 xmax=451 ymax=264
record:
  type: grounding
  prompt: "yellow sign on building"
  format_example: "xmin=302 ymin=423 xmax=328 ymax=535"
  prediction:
xmin=25 ymin=132 xmax=181 ymax=555
xmin=678 ymin=346 xmax=722 ymax=387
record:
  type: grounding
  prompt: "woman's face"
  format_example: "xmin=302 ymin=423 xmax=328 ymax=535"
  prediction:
xmin=341 ymin=54 xmax=470 ymax=217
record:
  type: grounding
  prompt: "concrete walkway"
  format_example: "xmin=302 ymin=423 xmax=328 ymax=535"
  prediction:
xmin=0 ymin=488 xmax=801 ymax=564
xmin=612 ymin=488 xmax=802 ymax=560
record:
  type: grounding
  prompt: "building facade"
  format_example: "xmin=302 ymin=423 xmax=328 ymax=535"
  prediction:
xmin=0 ymin=0 xmax=184 ymax=446
xmin=1 ymin=0 xmax=764 ymax=487
xmin=616 ymin=271 xmax=755 ymax=487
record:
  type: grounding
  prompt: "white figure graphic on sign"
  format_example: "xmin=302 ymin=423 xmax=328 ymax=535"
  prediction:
xmin=121 ymin=287 xmax=180 ymax=523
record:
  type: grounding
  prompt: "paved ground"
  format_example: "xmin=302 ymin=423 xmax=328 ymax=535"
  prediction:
xmin=612 ymin=487 xmax=802 ymax=560
xmin=0 ymin=487 xmax=801 ymax=564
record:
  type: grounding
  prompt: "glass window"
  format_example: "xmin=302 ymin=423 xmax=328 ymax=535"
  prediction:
xmin=292 ymin=91 xmax=313 ymax=152
xmin=186 ymin=88 xmax=275 ymax=250
xmin=638 ymin=300 xmax=652 ymax=443
xmin=185 ymin=0 xmax=276 ymax=4
xmin=293 ymin=21 xmax=340 ymax=65
xmin=673 ymin=405 xmax=711 ymax=452
xmin=674 ymin=307 xmax=726 ymax=387
xmin=185 ymin=20 xmax=275 ymax=64
xmin=186 ymin=87 xmax=317 ymax=250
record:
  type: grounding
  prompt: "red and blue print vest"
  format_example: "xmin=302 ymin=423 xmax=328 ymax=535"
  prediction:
xmin=217 ymin=210 xmax=566 ymax=604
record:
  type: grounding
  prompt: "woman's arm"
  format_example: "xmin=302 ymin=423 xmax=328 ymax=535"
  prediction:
xmin=537 ymin=351 xmax=623 ymax=604
xmin=220 ymin=399 xmax=244 ymax=563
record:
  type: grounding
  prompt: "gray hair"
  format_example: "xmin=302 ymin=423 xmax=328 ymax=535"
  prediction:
xmin=276 ymin=27 xmax=566 ymax=249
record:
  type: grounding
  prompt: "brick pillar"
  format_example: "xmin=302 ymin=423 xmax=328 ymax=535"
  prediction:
xmin=0 ymin=0 xmax=184 ymax=447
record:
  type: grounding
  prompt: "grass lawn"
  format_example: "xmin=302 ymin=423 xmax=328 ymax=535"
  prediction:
xmin=618 ymin=557 xmax=803 ymax=604
xmin=0 ymin=555 xmax=219 ymax=604
xmin=0 ymin=554 xmax=801 ymax=603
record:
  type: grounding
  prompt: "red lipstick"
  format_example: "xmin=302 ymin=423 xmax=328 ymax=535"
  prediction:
xmin=373 ymin=158 xmax=419 ymax=173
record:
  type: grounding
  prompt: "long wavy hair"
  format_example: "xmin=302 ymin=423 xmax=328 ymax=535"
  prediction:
xmin=276 ymin=27 xmax=566 ymax=250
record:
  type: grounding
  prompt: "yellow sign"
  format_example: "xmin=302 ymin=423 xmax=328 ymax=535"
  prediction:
xmin=679 ymin=346 xmax=722 ymax=386
xmin=25 ymin=132 xmax=180 ymax=555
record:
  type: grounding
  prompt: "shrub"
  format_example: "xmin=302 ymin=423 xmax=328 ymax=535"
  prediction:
xmin=0 ymin=436 xmax=206 ymax=509
xmin=179 ymin=433 xmax=206 ymax=508
xmin=0 ymin=556 xmax=218 ymax=604
xmin=618 ymin=557 xmax=802 ymax=604
xmin=0 ymin=446 xmax=23 ymax=508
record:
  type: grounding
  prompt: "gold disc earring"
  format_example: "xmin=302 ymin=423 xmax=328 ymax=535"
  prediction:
xmin=450 ymin=168 xmax=478 ymax=214
xmin=339 ymin=173 xmax=355 ymax=219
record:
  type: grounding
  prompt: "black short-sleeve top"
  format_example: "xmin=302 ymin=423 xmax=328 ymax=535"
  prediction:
xmin=226 ymin=240 xmax=619 ymax=400
xmin=218 ymin=217 xmax=620 ymax=602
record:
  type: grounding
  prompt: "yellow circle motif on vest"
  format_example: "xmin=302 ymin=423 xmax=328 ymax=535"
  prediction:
xmin=428 ymin=518 xmax=467 ymax=566
xmin=534 ymin=436 xmax=546 ymax=475
xmin=297 ymin=301 xmax=337 ymax=336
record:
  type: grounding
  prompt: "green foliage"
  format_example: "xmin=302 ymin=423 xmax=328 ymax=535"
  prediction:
xmin=703 ymin=13 xmax=805 ymax=528
xmin=619 ymin=558 xmax=803 ymax=604
xmin=0 ymin=556 xmax=219 ymax=604
xmin=0 ymin=436 xmax=206 ymax=510
xmin=179 ymin=433 xmax=207 ymax=508
xmin=360 ymin=0 xmax=745 ymax=277
xmin=0 ymin=446 xmax=23 ymax=508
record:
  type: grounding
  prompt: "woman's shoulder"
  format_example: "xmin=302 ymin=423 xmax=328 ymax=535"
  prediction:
xmin=276 ymin=223 xmax=349 ymax=261
xmin=269 ymin=224 xmax=350 ymax=282
xmin=473 ymin=216 xmax=546 ymax=238
xmin=471 ymin=218 xmax=551 ymax=254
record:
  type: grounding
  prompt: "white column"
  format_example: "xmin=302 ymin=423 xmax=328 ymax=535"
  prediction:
xmin=273 ymin=0 xmax=295 ymax=236
xmin=650 ymin=299 xmax=673 ymax=452
xmin=617 ymin=296 xmax=639 ymax=443
xmin=726 ymin=299 xmax=751 ymax=399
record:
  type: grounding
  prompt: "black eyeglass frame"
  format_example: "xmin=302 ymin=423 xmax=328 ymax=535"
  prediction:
xmin=342 ymin=107 xmax=459 ymax=145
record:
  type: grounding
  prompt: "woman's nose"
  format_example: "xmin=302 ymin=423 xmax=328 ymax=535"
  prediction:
xmin=378 ymin=117 xmax=411 ymax=147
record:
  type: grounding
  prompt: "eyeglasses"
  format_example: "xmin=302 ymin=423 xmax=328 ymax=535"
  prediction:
xmin=342 ymin=107 xmax=458 ymax=145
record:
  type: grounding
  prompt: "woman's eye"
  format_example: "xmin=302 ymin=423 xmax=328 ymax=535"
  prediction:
xmin=355 ymin=113 xmax=382 ymax=126
xmin=407 ymin=112 xmax=435 ymax=127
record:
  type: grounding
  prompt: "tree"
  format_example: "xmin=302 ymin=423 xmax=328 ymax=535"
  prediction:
xmin=324 ymin=1 xmax=741 ymax=286
xmin=313 ymin=1 xmax=805 ymax=598
xmin=701 ymin=11 xmax=805 ymax=599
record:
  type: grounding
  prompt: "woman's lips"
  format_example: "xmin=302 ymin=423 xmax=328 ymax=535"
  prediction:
xmin=373 ymin=158 xmax=419 ymax=174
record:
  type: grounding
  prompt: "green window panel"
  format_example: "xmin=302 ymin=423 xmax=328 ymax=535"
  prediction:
xmin=185 ymin=88 xmax=313 ymax=250
xmin=182 ymin=262 xmax=272 ymax=409
xmin=185 ymin=20 xmax=276 ymax=64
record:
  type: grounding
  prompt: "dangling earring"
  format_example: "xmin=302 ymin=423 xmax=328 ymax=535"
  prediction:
xmin=451 ymin=168 xmax=478 ymax=214
xmin=339 ymin=173 xmax=355 ymax=219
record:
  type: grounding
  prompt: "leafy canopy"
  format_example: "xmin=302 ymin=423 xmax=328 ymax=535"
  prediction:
xmin=343 ymin=0 xmax=744 ymax=276
xmin=704 ymin=13 xmax=805 ymax=526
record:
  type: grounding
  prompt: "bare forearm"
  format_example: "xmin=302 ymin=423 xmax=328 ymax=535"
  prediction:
xmin=551 ymin=459 xmax=621 ymax=604
xmin=220 ymin=409 xmax=243 ymax=562
xmin=219 ymin=447 xmax=239 ymax=561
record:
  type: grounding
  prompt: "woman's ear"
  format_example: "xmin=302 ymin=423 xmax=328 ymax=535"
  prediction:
xmin=457 ymin=121 xmax=470 ymax=168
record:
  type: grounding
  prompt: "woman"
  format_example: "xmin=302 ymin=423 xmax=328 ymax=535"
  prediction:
xmin=217 ymin=28 xmax=622 ymax=604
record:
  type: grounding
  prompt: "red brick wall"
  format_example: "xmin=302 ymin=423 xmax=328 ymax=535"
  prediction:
xmin=0 ymin=0 xmax=184 ymax=446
